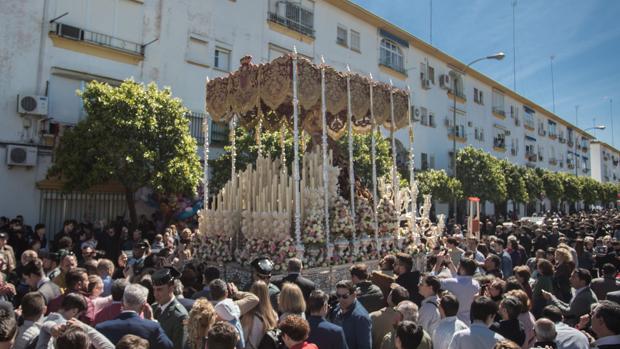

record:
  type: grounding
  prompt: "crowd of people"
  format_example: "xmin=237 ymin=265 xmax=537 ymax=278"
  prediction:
xmin=0 ymin=209 xmax=619 ymax=349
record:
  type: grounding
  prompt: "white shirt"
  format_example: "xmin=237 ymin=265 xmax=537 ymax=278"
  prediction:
xmin=448 ymin=322 xmax=504 ymax=349
xmin=157 ymin=297 xmax=175 ymax=315
xmin=440 ymin=276 xmax=480 ymax=325
xmin=419 ymin=295 xmax=441 ymax=337
xmin=432 ymin=316 xmax=468 ymax=349
xmin=554 ymin=322 xmax=589 ymax=349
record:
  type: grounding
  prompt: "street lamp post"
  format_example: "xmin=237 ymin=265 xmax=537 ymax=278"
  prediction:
xmin=575 ymin=125 xmax=606 ymax=177
xmin=452 ymin=52 xmax=505 ymax=224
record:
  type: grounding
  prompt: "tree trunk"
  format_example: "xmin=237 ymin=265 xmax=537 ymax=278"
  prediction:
xmin=125 ymin=187 xmax=138 ymax=229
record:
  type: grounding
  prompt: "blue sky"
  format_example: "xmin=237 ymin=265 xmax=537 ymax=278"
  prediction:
xmin=351 ymin=0 xmax=620 ymax=148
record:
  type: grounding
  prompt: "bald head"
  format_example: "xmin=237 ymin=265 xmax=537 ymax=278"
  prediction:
xmin=535 ymin=318 xmax=557 ymax=342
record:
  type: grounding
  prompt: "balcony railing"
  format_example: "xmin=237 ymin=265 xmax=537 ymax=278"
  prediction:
xmin=186 ymin=112 xmax=229 ymax=146
xmin=268 ymin=2 xmax=315 ymax=38
xmin=379 ymin=57 xmax=406 ymax=75
xmin=51 ymin=22 xmax=144 ymax=56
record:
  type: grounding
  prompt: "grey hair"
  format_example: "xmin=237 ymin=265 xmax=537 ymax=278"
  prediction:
xmin=173 ymin=279 xmax=184 ymax=296
xmin=534 ymin=318 xmax=557 ymax=342
xmin=396 ymin=300 xmax=419 ymax=322
xmin=123 ymin=283 xmax=149 ymax=310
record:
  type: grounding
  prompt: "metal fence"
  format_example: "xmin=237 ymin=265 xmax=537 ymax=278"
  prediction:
xmin=39 ymin=190 xmax=127 ymax=236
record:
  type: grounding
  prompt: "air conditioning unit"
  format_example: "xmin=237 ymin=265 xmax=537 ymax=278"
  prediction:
xmin=505 ymin=130 xmax=511 ymax=136
xmin=421 ymin=79 xmax=431 ymax=90
xmin=439 ymin=74 xmax=450 ymax=89
xmin=54 ymin=23 xmax=84 ymax=41
xmin=17 ymin=95 xmax=48 ymax=115
xmin=467 ymin=121 xmax=473 ymax=127
xmin=6 ymin=145 xmax=37 ymax=167
xmin=413 ymin=106 xmax=421 ymax=119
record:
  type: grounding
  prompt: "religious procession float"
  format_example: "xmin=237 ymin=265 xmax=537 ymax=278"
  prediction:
xmin=194 ymin=51 xmax=446 ymax=288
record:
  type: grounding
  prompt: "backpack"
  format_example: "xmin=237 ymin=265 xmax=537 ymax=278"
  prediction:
xmin=257 ymin=328 xmax=286 ymax=349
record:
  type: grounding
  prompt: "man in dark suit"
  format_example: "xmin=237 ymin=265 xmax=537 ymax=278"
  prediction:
xmin=274 ymin=258 xmax=315 ymax=301
xmin=394 ymin=253 xmax=423 ymax=305
xmin=605 ymin=289 xmax=620 ymax=304
xmin=307 ymin=290 xmax=348 ymax=349
xmin=350 ymin=263 xmax=385 ymax=313
xmin=543 ymin=268 xmax=598 ymax=326
xmin=21 ymin=259 xmax=61 ymax=304
xmin=590 ymin=263 xmax=620 ymax=300
xmin=192 ymin=266 xmax=220 ymax=300
xmin=96 ymin=283 xmax=173 ymax=349
xmin=152 ymin=267 xmax=188 ymax=349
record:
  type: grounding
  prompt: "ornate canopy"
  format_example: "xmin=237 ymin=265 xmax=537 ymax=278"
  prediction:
xmin=205 ymin=54 xmax=410 ymax=139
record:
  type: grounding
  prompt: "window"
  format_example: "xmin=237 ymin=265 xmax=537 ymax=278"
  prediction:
xmin=428 ymin=66 xmax=435 ymax=84
xmin=421 ymin=153 xmax=428 ymax=170
xmin=474 ymin=88 xmax=483 ymax=104
xmin=420 ymin=107 xmax=428 ymax=126
xmin=379 ymin=39 xmax=404 ymax=73
xmin=475 ymin=127 xmax=485 ymax=141
xmin=337 ymin=25 xmax=348 ymax=47
xmin=350 ymin=30 xmax=360 ymax=52
xmin=267 ymin=0 xmax=315 ymax=37
xmin=493 ymin=131 xmax=506 ymax=149
xmin=523 ymin=106 xmax=535 ymax=129
xmin=428 ymin=113 xmax=435 ymax=127
xmin=186 ymin=35 xmax=209 ymax=66
xmin=214 ymin=47 xmax=231 ymax=71
xmin=492 ymin=90 xmax=505 ymax=115
xmin=548 ymin=120 xmax=557 ymax=137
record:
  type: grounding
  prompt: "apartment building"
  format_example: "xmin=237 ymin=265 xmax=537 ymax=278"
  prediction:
xmin=0 ymin=0 xmax=616 ymax=230
xmin=590 ymin=141 xmax=620 ymax=183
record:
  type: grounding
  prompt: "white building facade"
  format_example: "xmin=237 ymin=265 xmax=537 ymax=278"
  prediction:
xmin=0 ymin=0 xmax=617 ymax=231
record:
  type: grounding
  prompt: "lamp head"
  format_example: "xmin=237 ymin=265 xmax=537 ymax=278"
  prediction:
xmin=488 ymin=52 xmax=506 ymax=61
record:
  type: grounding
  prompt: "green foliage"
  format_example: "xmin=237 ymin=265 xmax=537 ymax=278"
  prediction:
xmin=48 ymin=80 xmax=202 ymax=224
xmin=456 ymin=146 xmax=507 ymax=203
xmin=336 ymin=131 xmax=393 ymax=189
xmin=416 ymin=169 xmax=463 ymax=203
xmin=559 ymin=173 xmax=582 ymax=204
xmin=541 ymin=170 xmax=564 ymax=205
xmin=600 ymin=182 xmax=618 ymax=205
xmin=523 ymin=168 xmax=545 ymax=202
xmin=579 ymin=177 xmax=600 ymax=206
xmin=501 ymin=160 xmax=529 ymax=204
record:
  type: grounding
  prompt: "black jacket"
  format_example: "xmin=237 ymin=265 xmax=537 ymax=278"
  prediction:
xmin=274 ymin=273 xmax=316 ymax=301
xmin=355 ymin=280 xmax=385 ymax=314
xmin=395 ymin=271 xmax=423 ymax=305
xmin=491 ymin=319 xmax=525 ymax=346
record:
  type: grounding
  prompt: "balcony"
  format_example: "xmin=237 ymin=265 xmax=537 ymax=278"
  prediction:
xmin=492 ymin=107 xmax=506 ymax=119
xmin=378 ymin=57 xmax=407 ymax=77
xmin=549 ymin=158 xmax=558 ymax=166
xmin=267 ymin=1 xmax=315 ymax=39
xmin=548 ymin=133 xmax=557 ymax=140
xmin=567 ymin=140 xmax=574 ymax=147
xmin=49 ymin=22 xmax=144 ymax=64
xmin=526 ymin=153 xmax=537 ymax=162
xmin=186 ymin=112 xmax=229 ymax=146
xmin=558 ymin=136 xmax=566 ymax=144
xmin=447 ymin=90 xmax=466 ymax=104
xmin=524 ymin=122 xmax=535 ymax=131
xmin=448 ymin=131 xmax=467 ymax=143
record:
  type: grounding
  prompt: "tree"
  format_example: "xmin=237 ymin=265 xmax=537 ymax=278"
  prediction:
xmin=48 ymin=80 xmax=202 ymax=225
xmin=501 ymin=160 xmax=529 ymax=213
xmin=579 ymin=177 xmax=600 ymax=208
xmin=416 ymin=169 xmax=463 ymax=203
xmin=559 ymin=173 xmax=582 ymax=211
xmin=541 ymin=171 xmax=564 ymax=209
xmin=456 ymin=146 xmax=507 ymax=204
xmin=600 ymin=182 xmax=618 ymax=207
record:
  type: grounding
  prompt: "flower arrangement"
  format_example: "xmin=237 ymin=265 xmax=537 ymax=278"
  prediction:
xmin=356 ymin=197 xmax=375 ymax=235
xmin=237 ymin=238 xmax=296 ymax=272
xmin=198 ymin=235 xmax=233 ymax=263
xmin=303 ymin=189 xmax=326 ymax=245
xmin=330 ymin=196 xmax=355 ymax=240
xmin=303 ymin=245 xmax=329 ymax=269
xmin=376 ymin=195 xmax=399 ymax=237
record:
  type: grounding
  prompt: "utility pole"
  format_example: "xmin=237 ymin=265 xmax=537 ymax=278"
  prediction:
xmin=429 ymin=0 xmax=433 ymax=44
xmin=550 ymin=55 xmax=556 ymax=113
xmin=512 ymin=0 xmax=517 ymax=91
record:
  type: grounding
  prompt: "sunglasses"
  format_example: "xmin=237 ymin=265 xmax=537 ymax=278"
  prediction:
xmin=336 ymin=293 xmax=350 ymax=299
